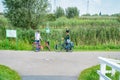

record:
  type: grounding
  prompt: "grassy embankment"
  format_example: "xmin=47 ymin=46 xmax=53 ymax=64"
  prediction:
xmin=0 ymin=64 xmax=21 ymax=80
xmin=78 ymin=65 xmax=120 ymax=80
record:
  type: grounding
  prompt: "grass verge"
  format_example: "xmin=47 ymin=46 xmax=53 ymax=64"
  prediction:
xmin=0 ymin=64 xmax=21 ymax=80
xmin=78 ymin=65 xmax=120 ymax=80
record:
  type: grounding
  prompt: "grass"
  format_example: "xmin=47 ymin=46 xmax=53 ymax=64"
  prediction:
xmin=78 ymin=65 xmax=99 ymax=80
xmin=0 ymin=16 xmax=120 ymax=51
xmin=0 ymin=39 xmax=120 ymax=51
xmin=74 ymin=44 xmax=120 ymax=51
xmin=0 ymin=39 xmax=32 ymax=50
xmin=78 ymin=65 xmax=120 ymax=80
xmin=0 ymin=64 xmax=21 ymax=80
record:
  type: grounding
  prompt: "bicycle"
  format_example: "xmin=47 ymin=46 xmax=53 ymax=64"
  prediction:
xmin=32 ymin=41 xmax=43 ymax=52
xmin=54 ymin=40 xmax=74 ymax=52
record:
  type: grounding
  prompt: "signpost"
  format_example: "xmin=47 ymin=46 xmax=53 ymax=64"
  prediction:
xmin=46 ymin=27 xmax=50 ymax=34
xmin=6 ymin=30 xmax=17 ymax=49
xmin=45 ymin=23 xmax=50 ymax=40
xmin=45 ymin=23 xmax=50 ymax=50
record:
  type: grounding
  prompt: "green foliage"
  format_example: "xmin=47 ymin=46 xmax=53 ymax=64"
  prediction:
xmin=78 ymin=65 xmax=120 ymax=80
xmin=70 ymin=26 xmax=120 ymax=46
xmin=0 ymin=15 xmax=9 ymax=27
xmin=66 ymin=7 xmax=79 ymax=18
xmin=0 ymin=39 xmax=32 ymax=50
xmin=111 ymin=13 xmax=120 ymax=16
xmin=17 ymin=28 xmax=35 ymax=43
xmin=54 ymin=7 xmax=65 ymax=18
xmin=46 ymin=13 xmax=56 ymax=21
xmin=74 ymin=45 xmax=120 ymax=51
xmin=82 ymin=14 xmax=91 ymax=16
xmin=92 ymin=14 xmax=99 ymax=16
xmin=101 ymin=14 xmax=109 ymax=16
xmin=3 ymin=0 xmax=49 ymax=29
xmin=0 ymin=28 xmax=64 ymax=50
xmin=0 ymin=16 xmax=120 ymax=50
xmin=0 ymin=64 xmax=21 ymax=80
xmin=117 ymin=16 xmax=120 ymax=22
xmin=0 ymin=27 xmax=5 ymax=40
xmin=79 ymin=65 xmax=99 ymax=80
xmin=0 ymin=16 xmax=7 ymax=39
xmin=0 ymin=12 xmax=3 ymax=15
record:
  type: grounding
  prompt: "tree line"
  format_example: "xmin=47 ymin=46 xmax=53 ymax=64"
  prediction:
xmin=2 ymin=0 xmax=120 ymax=29
xmin=2 ymin=0 xmax=80 ymax=29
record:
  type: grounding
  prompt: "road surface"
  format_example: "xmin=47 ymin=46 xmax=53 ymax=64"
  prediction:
xmin=0 ymin=50 xmax=120 ymax=80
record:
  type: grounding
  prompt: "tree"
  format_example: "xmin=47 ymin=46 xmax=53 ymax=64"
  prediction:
xmin=99 ymin=12 xmax=102 ymax=16
xmin=0 ymin=12 xmax=3 ymax=15
xmin=3 ymin=0 xmax=50 ymax=29
xmin=66 ymin=7 xmax=79 ymax=18
xmin=92 ymin=14 xmax=98 ymax=16
xmin=82 ymin=14 xmax=91 ymax=16
xmin=54 ymin=7 xmax=65 ymax=18
xmin=117 ymin=15 xmax=120 ymax=22
xmin=46 ymin=13 xmax=56 ymax=21
xmin=101 ymin=14 xmax=109 ymax=16
xmin=111 ymin=13 xmax=120 ymax=17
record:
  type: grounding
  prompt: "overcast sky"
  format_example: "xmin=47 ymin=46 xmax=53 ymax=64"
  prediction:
xmin=0 ymin=0 xmax=120 ymax=15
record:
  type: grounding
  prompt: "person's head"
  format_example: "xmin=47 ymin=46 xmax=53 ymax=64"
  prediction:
xmin=66 ymin=29 xmax=69 ymax=35
xmin=36 ymin=30 xmax=40 ymax=33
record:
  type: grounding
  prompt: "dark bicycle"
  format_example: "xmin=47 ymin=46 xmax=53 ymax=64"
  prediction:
xmin=54 ymin=40 xmax=74 ymax=52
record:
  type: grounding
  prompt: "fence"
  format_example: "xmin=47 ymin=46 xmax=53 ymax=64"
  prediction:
xmin=97 ymin=57 xmax=120 ymax=80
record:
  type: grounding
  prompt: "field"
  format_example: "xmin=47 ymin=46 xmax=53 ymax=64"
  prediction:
xmin=0 ymin=15 xmax=120 ymax=51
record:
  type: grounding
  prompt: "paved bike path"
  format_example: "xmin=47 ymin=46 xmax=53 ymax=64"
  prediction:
xmin=0 ymin=50 xmax=120 ymax=80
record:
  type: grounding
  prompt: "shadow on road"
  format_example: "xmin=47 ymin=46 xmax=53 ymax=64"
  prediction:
xmin=22 ymin=75 xmax=77 ymax=80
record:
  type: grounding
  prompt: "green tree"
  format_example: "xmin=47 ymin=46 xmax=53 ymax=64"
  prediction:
xmin=117 ymin=16 xmax=120 ymax=22
xmin=0 ymin=12 xmax=3 ymax=15
xmin=111 ymin=13 xmax=120 ymax=22
xmin=54 ymin=7 xmax=65 ymax=18
xmin=3 ymin=0 xmax=50 ymax=29
xmin=111 ymin=13 xmax=120 ymax=16
xmin=66 ymin=7 xmax=79 ymax=18
xmin=92 ymin=14 xmax=98 ymax=16
xmin=82 ymin=13 xmax=91 ymax=16
xmin=46 ymin=13 xmax=56 ymax=21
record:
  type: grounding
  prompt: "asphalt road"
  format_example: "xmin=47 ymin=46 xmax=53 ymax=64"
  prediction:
xmin=22 ymin=75 xmax=77 ymax=80
xmin=0 ymin=50 xmax=120 ymax=80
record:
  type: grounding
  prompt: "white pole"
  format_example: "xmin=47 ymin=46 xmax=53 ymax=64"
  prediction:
xmin=111 ymin=68 xmax=115 ymax=76
xmin=100 ymin=63 xmax=106 ymax=80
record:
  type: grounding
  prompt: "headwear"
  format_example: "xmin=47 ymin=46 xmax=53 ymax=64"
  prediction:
xmin=66 ymin=29 xmax=69 ymax=33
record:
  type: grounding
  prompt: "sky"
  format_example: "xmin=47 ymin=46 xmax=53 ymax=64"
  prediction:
xmin=0 ymin=0 xmax=120 ymax=15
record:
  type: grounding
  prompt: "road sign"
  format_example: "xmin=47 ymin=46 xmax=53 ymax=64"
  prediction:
xmin=46 ymin=27 xmax=50 ymax=34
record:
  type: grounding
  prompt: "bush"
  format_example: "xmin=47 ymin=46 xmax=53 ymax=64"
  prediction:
xmin=46 ymin=14 xmax=56 ymax=21
xmin=0 ymin=16 xmax=9 ymax=27
xmin=0 ymin=39 xmax=32 ymax=50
